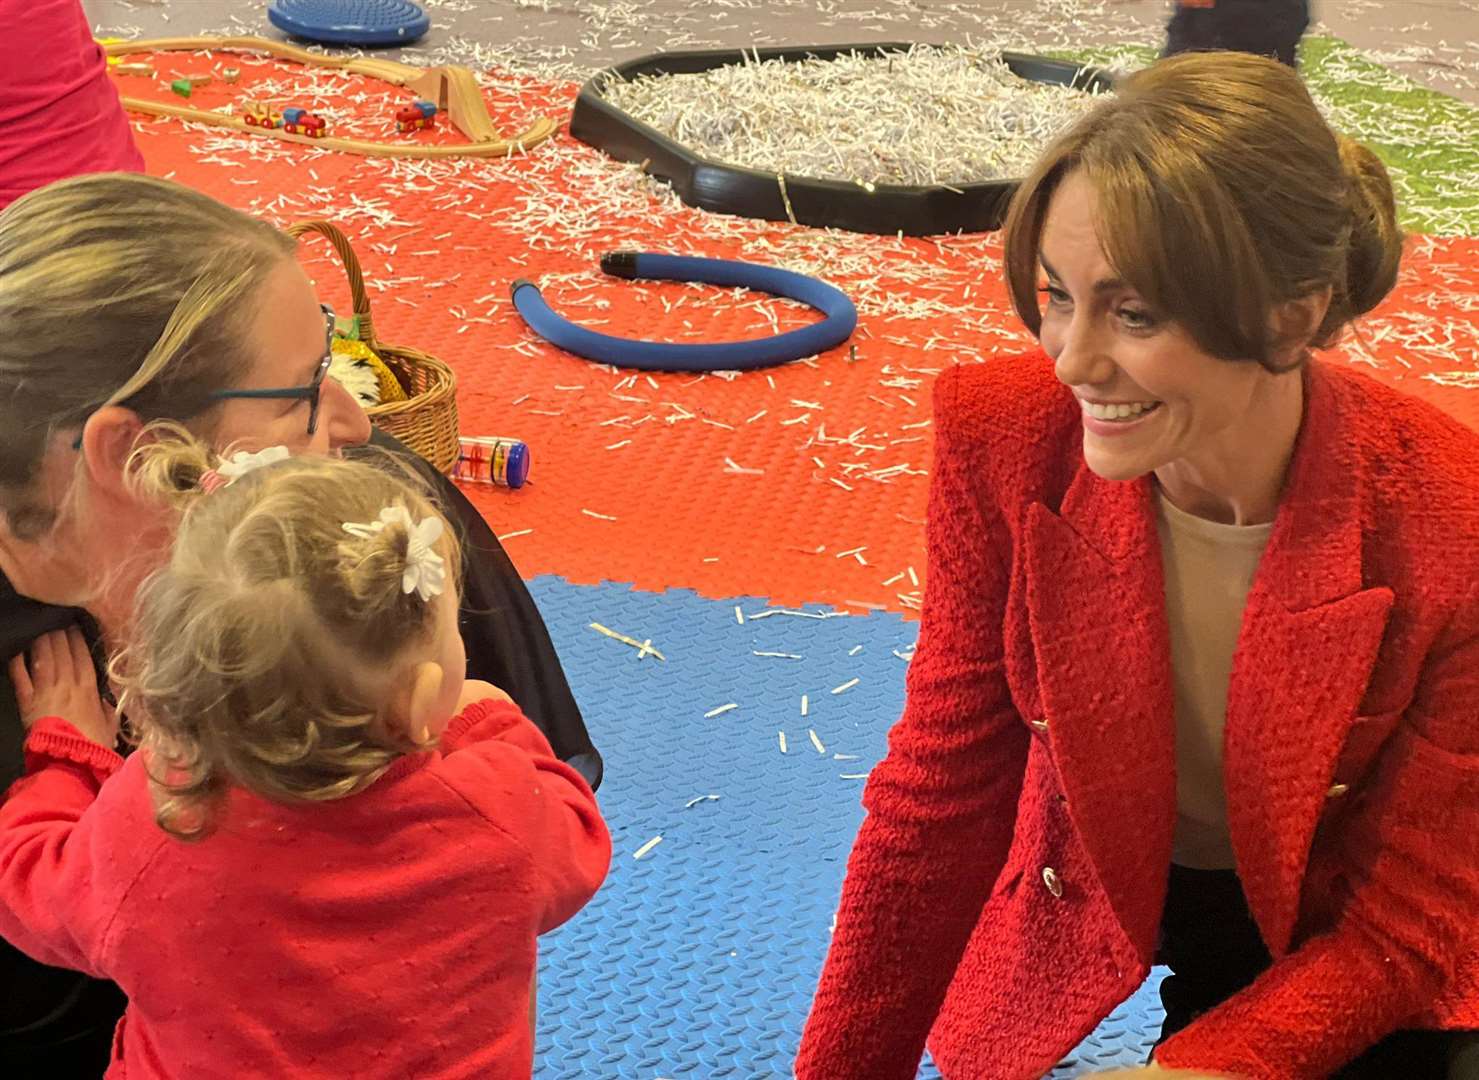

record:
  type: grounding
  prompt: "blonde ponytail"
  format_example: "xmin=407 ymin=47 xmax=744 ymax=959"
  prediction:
xmin=337 ymin=516 xmax=418 ymax=618
xmin=124 ymin=422 xmax=220 ymax=511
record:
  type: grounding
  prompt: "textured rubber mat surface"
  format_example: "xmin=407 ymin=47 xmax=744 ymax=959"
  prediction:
xmin=115 ymin=52 xmax=1479 ymax=619
xmin=527 ymin=576 xmax=1165 ymax=1078
xmin=91 ymin=34 xmax=1479 ymax=1079
xmin=104 ymin=53 xmax=1474 ymax=1071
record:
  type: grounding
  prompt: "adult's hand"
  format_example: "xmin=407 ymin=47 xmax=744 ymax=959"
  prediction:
xmin=8 ymin=627 xmax=119 ymax=747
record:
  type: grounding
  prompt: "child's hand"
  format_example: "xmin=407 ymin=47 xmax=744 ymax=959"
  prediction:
xmin=457 ymin=679 xmax=513 ymax=712
xmin=8 ymin=628 xmax=119 ymax=748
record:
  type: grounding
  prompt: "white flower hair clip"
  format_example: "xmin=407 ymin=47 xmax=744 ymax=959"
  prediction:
xmin=200 ymin=446 xmax=292 ymax=493
xmin=341 ymin=505 xmax=447 ymax=602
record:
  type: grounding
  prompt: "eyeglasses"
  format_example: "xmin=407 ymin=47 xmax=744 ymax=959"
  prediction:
xmin=206 ymin=303 xmax=337 ymax=437
xmin=72 ymin=304 xmax=338 ymax=450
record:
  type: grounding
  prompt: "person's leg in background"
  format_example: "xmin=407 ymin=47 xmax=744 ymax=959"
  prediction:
xmin=0 ymin=0 xmax=145 ymax=210
xmin=1163 ymin=0 xmax=1313 ymax=68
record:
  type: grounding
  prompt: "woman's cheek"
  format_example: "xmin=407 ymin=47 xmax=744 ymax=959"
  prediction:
xmin=1038 ymin=312 xmax=1065 ymax=358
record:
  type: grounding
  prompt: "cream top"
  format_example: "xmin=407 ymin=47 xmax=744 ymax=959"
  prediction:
xmin=1155 ymin=491 xmax=1275 ymax=870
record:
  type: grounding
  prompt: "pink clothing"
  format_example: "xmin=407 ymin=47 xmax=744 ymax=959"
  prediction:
xmin=0 ymin=699 xmax=612 ymax=1078
xmin=0 ymin=0 xmax=144 ymax=209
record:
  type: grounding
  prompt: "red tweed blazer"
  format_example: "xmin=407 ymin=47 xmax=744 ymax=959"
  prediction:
xmin=795 ymin=352 xmax=1479 ymax=1079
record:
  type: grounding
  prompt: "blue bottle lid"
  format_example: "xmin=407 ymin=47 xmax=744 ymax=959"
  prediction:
xmin=503 ymin=441 xmax=530 ymax=489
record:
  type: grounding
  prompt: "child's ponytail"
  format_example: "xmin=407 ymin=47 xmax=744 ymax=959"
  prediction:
xmin=124 ymin=421 xmax=220 ymax=509
xmin=338 ymin=516 xmax=416 ymax=615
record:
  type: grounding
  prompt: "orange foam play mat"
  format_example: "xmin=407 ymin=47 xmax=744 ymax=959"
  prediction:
xmin=112 ymin=50 xmax=1479 ymax=615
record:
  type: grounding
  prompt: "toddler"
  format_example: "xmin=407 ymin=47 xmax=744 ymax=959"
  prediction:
xmin=0 ymin=432 xmax=610 ymax=1078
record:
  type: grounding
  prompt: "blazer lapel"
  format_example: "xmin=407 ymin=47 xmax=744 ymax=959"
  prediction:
xmin=1023 ymin=466 xmax=1178 ymax=953
xmin=1224 ymin=362 xmax=1393 ymax=955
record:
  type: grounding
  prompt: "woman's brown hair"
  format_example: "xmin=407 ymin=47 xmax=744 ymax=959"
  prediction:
xmin=1002 ymin=51 xmax=1404 ymax=372
xmin=0 ymin=173 xmax=296 ymax=539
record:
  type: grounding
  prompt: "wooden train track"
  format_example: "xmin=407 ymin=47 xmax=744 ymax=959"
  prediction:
xmin=104 ymin=36 xmax=559 ymax=159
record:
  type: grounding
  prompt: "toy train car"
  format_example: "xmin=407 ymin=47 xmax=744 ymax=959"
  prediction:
xmin=282 ymin=107 xmax=328 ymax=138
xmin=395 ymin=99 xmax=438 ymax=133
xmin=240 ymin=101 xmax=282 ymax=128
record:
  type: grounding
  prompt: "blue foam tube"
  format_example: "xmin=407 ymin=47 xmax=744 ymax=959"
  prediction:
xmin=510 ymin=252 xmax=857 ymax=372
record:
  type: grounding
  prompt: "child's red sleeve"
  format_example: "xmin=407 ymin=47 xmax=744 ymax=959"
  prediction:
xmin=0 ymin=717 xmax=129 ymax=977
xmin=440 ymin=697 xmax=546 ymax=754
xmin=435 ymin=700 xmax=612 ymax=933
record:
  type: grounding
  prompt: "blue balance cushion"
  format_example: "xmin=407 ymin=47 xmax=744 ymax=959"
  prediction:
xmin=268 ymin=0 xmax=431 ymax=46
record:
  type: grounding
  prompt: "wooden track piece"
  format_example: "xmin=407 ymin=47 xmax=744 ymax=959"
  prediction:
xmin=103 ymin=36 xmax=558 ymax=158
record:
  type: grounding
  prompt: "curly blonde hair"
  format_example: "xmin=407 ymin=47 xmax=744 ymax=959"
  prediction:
xmin=114 ymin=426 xmax=463 ymax=841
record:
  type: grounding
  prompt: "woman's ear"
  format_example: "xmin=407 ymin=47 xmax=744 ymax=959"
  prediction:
xmin=1268 ymin=286 xmax=1334 ymax=369
xmin=78 ymin=406 xmax=146 ymax=499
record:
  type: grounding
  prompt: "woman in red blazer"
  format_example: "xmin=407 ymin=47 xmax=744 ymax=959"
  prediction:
xmin=796 ymin=52 xmax=1479 ymax=1080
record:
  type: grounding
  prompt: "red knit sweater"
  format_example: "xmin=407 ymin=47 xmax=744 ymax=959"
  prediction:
xmin=796 ymin=352 xmax=1479 ymax=1079
xmin=0 ymin=699 xmax=611 ymax=1078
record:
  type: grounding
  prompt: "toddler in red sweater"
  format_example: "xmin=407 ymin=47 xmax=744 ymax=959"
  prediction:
xmin=0 ymin=432 xmax=611 ymax=1078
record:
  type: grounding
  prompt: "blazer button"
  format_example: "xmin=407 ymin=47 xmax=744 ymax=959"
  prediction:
xmin=1042 ymin=867 xmax=1064 ymax=898
xmin=1326 ymin=783 xmax=1350 ymax=798
xmin=1030 ymin=719 xmax=1049 ymax=734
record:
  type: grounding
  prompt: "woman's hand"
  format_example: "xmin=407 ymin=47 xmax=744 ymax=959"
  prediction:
xmin=457 ymin=678 xmax=513 ymax=713
xmin=8 ymin=628 xmax=119 ymax=748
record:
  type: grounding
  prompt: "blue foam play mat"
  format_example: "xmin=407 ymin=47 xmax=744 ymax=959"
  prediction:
xmin=526 ymin=576 xmax=1167 ymax=1078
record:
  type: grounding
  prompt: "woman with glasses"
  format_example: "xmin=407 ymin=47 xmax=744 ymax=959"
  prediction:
xmin=0 ymin=171 xmax=602 ymax=1075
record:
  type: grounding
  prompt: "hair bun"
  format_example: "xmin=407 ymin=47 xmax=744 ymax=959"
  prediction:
xmin=340 ymin=510 xmax=415 ymax=613
xmin=1337 ymin=135 xmax=1403 ymax=318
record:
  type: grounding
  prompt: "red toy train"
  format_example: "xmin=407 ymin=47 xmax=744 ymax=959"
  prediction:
xmin=395 ymin=99 xmax=438 ymax=133
xmin=240 ymin=102 xmax=327 ymax=138
xmin=282 ymin=107 xmax=327 ymax=138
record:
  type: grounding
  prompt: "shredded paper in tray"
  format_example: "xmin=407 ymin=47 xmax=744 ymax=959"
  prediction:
xmin=602 ymin=44 xmax=1107 ymax=189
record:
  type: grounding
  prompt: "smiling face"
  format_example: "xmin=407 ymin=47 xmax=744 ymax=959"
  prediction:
xmin=1037 ymin=171 xmax=1303 ymax=503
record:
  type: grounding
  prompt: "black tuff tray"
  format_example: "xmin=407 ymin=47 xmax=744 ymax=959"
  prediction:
xmin=569 ymin=42 xmax=1114 ymax=237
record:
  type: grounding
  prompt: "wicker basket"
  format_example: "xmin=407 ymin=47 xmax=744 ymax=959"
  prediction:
xmin=287 ymin=220 xmax=460 ymax=473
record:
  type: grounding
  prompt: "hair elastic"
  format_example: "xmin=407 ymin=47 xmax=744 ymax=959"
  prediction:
xmin=199 ymin=446 xmax=291 ymax=492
